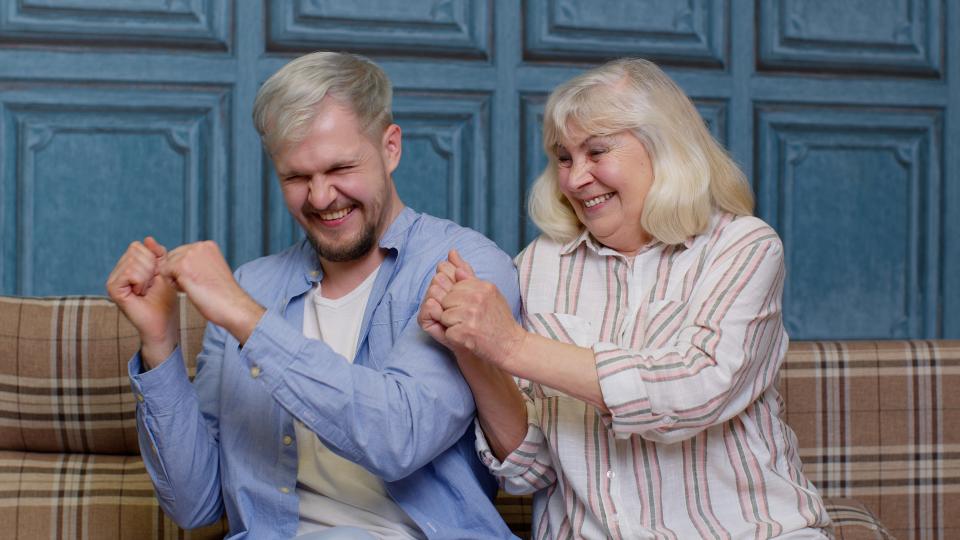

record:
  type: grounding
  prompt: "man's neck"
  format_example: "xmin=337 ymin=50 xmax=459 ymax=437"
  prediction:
xmin=319 ymin=247 xmax=386 ymax=300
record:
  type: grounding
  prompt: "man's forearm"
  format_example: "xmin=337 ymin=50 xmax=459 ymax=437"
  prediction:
xmin=221 ymin=295 xmax=266 ymax=346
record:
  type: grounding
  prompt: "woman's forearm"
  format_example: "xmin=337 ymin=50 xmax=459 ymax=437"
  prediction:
xmin=453 ymin=350 xmax=528 ymax=461
xmin=503 ymin=331 xmax=608 ymax=413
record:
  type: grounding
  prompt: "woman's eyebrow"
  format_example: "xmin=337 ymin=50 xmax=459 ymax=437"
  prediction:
xmin=576 ymin=135 xmax=610 ymax=148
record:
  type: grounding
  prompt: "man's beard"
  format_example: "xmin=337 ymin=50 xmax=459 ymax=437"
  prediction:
xmin=308 ymin=222 xmax=377 ymax=263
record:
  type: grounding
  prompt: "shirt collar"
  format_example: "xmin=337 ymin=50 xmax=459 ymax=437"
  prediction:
xmin=559 ymin=228 xmax=596 ymax=255
xmin=559 ymin=227 xmax=695 ymax=257
xmin=377 ymin=206 xmax=416 ymax=251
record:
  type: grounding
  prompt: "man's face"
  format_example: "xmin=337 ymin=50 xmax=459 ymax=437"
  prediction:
xmin=273 ymin=97 xmax=402 ymax=263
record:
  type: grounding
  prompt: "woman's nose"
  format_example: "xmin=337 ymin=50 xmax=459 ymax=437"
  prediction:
xmin=566 ymin=158 xmax=594 ymax=191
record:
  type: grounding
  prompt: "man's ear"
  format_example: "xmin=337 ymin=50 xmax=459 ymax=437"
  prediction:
xmin=381 ymin=123 xmax=402 ymax=175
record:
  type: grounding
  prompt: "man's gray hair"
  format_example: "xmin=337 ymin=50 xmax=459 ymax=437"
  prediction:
xmin=253 ymin=51 xmax=393 ymax=157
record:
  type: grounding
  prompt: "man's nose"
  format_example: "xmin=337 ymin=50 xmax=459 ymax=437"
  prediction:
xmin=307 ymin=175 xmax=337 ymax=210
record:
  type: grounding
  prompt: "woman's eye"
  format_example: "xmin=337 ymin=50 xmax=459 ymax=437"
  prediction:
xmin=557 ymin=155 xmax=572 ymax=167
xmin=588 ymin=148 xmax=607 ymax=159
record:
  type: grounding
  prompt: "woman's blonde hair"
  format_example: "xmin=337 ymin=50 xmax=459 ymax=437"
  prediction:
xmin=253 ymin=51 xmax=393 ymax=157
xmin=529 ymin=58 xmax=754 ymax=245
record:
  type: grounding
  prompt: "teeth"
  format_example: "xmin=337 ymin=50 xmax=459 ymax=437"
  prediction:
xmin=583 ymin=193 xmax=613 ymax=208
xmin=319 ymin=207 xmax=351 ymax=220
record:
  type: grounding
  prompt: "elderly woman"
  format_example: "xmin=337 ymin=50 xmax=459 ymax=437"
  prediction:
xmin=418 ymin=58 xmax=831 ymax=539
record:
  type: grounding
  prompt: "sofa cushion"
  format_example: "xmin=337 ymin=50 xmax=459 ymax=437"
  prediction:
xmin=0 ymin=449 xmax=226 ymax=539
xmin=0 ymin=296 xmax=206 ymax=454
xmin=493 ymin=491 xmax=532 ymax=537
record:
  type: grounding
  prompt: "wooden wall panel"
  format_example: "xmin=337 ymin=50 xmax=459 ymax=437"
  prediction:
xmin=0 ymin=85 xmax=230 ymax=296
xmin=758 ymin=0 xmax=942 ymax=76
xmin=392 ymin=92 xmax=491 ymax=229
xmin=524 ymin=0 xmax=727 ymax=67
xmin=0 ymin=0 xmax=231 ymax=51
xmin=756 ymin=105 xmax=942 ymax=338
xmin=267 ymin=0 xmax=490 ymax=58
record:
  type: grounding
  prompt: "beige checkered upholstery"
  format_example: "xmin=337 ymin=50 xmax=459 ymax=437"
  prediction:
xmin=0 ymin=296 xmax=225 ymax=539
xmin=1 ymin=295 xmax=953 ymax=539
xmin=781 ymin=341 xmax=959 ymax=540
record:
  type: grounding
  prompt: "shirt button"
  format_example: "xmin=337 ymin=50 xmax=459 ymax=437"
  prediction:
xmin=279 ymin=486 xmax=290 ymax=494
xmin=136 ymin=394 xmax=145 ymax=402
xmin=250 ymin=366 xmax=261 ymax=378
xmin=282 ymin=435 xmax=293 ymax=446
xmin=606 ymin=470 xmax=616 ymax=479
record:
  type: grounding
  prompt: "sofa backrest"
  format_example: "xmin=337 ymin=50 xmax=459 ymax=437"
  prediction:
xmin=778 ymin=340 xmax=960 ymax=540
xmin=0 ymin=295 xmax=206 ymax=454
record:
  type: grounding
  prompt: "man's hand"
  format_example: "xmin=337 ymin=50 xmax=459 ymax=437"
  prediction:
xmin=435 ymin=250 xmax=526 ymax=369
xmin=106 ymin=237 xmax=179 ymax=368
xmin=418 ymin=258 xmax=458 ymax=347
xmin=158 ymin=241 xmax=265 ymax=345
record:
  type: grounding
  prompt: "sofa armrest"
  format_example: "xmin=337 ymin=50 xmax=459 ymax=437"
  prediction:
xmin=823 ymin=498 xmax=894 ymax=540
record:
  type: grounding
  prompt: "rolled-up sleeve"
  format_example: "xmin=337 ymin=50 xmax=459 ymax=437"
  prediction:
xmin=475 ymin=389 xmax=557 ymax=495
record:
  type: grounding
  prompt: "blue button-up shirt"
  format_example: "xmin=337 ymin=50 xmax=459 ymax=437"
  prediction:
xmin=129 ymin=208 xmax=520 ymax=539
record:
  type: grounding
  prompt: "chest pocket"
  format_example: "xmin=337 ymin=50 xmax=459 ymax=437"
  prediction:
xmin=641 ymin=299 xmax=690 ymax=349
xmin=365 ymin=299 xmax=420 ymax=366
xmin=525 ymin=312 xmax=598 ymax=399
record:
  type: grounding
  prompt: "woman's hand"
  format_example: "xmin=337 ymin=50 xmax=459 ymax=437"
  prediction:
xmin=418 ymin=250 xmax=531 ymax=460
xmin=436 ymin=250 xmax=527 ymax=369
xmin=421 ymin=251 xmax=607 ymax=413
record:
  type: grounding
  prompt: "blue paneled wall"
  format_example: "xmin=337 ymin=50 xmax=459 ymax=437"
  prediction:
xmin=1 ymin=0 xmax=957 ymax=340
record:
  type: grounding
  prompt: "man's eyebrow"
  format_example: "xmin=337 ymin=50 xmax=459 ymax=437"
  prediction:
xmin=328 ymin=158 xmax=359 ymax=169
xmin=277 ymin=157 xmax=361 ymax=177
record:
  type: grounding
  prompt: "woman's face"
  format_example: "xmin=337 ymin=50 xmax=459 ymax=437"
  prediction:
xmin=555 ymin=124 xmax=654 ymax=255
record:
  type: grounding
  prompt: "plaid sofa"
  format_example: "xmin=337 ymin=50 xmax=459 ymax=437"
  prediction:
xmin=1 ymin=296 xmax=955 ymax=539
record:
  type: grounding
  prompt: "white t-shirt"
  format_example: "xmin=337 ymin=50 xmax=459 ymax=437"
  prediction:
xmin=295 ymin=266 xmax=424 ymax=539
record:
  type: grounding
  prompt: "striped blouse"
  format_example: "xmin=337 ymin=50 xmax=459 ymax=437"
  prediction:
xmin=477 ymin=213 xmax=831 ymax=539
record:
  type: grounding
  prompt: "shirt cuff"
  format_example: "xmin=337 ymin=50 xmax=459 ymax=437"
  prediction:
xmin=593 ymin=341 xmax=648 ymax=435
xmin=238 ymin=307 xmax=307 ymax=391
xmin=475 ymin=399 xmax=545 ymax=478
xmin=128 ymin=347 xmax=193 ymax=414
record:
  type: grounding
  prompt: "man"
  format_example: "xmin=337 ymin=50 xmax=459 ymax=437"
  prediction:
xmin=106 ymin=52 xmax=519 ymax=540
